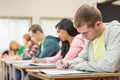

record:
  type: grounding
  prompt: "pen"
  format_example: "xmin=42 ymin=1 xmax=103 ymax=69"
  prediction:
xmin=60 ymin=56 xmax=63 ymax=64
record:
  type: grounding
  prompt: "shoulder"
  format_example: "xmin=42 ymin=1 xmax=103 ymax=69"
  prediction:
xmin=20 ymin=45 xmax=25 ymax=48
xmin=74 ymin=34 xmax=84 ymax=40
xmin=19 ymin=46 xmax=25 ymax=50
xmin=72 ymin=34 xmax=84 ymax=44
xmin=105 ymin=20 xmax=120 ymax=44
xmin=45 ymin=35 xmax=60 ymax=43
xmin=43 ymin=36 xmax=60 ymax=47
xmin=106 ymin=20 xmax=120 ymax=33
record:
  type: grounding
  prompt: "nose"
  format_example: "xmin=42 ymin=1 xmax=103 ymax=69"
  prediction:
xmin=81 ymin=33 xmax=87 ymax=38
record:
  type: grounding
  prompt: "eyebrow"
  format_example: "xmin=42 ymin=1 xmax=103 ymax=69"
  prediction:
xmin=80 ymin=31 xmax=89 ymax=35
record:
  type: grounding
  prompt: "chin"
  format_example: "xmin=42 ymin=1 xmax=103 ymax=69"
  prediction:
xmin=86 ymin=38 xmax=94 ymax=41
xmin=60 ymin=39 xmax=65 ymax=41
xmin=91 ymin=38 xmax=95 ymax=41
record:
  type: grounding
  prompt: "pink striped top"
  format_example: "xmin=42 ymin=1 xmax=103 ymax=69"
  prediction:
xmin=45 ymin=34 xmax=84 ymax=63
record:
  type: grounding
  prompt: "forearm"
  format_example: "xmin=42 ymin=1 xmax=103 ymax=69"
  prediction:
xmin=38 ymin=58 xmax=47 ymax=63
xmin=75 ymin=59 xmax=118 ymax=72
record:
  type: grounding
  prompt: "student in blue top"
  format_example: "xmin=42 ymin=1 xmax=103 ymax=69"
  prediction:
xmin=15 ymin=24 xmax=60 ymax=80
xmin=29 ymin=24 xmax=60 ymax=58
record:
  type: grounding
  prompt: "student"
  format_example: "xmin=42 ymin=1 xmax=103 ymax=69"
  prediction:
xmin=18 ymin=33 xmax=31 ymax=56
xmin=20 ymin=34 xmax=39 ymax=60
xmin=15 ymin=39 xmax=39 ymax=80
xmin=15 ymin=24 xmax=60 ymax=80
xmin=1 ymin=40 xmax=21 ymax=60
xmin=22 ymin=41 xmax=38 ymax=59
xmin=56 ymin=4 xmax=120 ymax=73
xmin=1 ymin=50 xmax=9 ymax=58
xmin=32 ymin=18 xmax=84 ymax=63
xmin=29 ymin=24 xmax=60 ymax=58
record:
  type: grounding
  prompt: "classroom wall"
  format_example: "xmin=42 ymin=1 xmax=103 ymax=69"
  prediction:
xmin=0 ymin=0 xmax=97 ymax=24
xmin=0 ymin=0 xmax=99 ymax=54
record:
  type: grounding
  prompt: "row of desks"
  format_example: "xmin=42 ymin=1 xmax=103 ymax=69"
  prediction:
xmin=0 ymin=59 xmax=56 ymax=80
xmin=1 ymin=59 xmax=120 ymax=80
xmin=27 ymin=72 xmax=120 ymax=80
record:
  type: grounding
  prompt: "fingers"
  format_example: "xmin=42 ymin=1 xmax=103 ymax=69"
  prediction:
xmin=56 ymin=60 xmax=64 ymax=69
xmin=56 ymin=60 xmax=69 ymax=69
xmin=69 ymin=64 xmax=75 ymax=69
xmin=32 ymin=57 xmax=38 ymax=63
xmin=32 ymin=57 xmax=35 ymax=62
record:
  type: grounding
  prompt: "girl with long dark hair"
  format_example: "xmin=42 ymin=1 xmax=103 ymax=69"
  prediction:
xmin=32 ymin=18 xmax=84 ymax=63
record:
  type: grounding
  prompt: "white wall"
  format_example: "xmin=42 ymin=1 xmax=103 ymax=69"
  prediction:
xmin=0 ymin=0 xmax=99 ymax=53
xmin=0 ymin=0 xmax=97 ymax=24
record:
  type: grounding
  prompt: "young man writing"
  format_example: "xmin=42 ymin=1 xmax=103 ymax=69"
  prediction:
xmin=56 ymin=4 xmax=120 ymax=73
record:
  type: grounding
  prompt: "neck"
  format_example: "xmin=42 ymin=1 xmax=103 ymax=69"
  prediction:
xmin=98 ymin=23 xmax=106 ymax=37
xmin=101 ymin=24 xmax=106 ymax=34
xmin=39 ymin=34 xmax=46 ymax=42
xmin=67 ymin=36 xmax=74 ymax=46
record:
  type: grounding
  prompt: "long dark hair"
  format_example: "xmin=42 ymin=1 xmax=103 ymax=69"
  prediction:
xmin=55 ymin=18 xmax=79 ymax=58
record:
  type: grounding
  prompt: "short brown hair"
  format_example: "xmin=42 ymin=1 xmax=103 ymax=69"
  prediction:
xmin=28 ymin=24 xmax=43 ymax=33
xmin=74 ymin=4 xmax=102 ymax=28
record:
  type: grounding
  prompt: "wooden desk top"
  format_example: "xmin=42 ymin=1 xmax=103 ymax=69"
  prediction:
xmin=28 ymin=72 xmax=120 ymax=79
xmin=5 ymin=60 xmax=32 ymax=65
xmin=13 ymin=63 xmax=56 ymax=70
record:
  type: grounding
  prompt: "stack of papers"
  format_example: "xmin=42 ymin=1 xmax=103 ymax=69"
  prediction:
xmin=39 ymin=69 xmax=90 ymax=75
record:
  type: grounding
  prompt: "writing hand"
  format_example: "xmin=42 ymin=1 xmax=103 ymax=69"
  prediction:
xmin=32 ymin=57 xmax=39 ymax=63
xmin=56 ymin=60 xmax=69 ymax=69
xmin=69 ymin=64 xmax=76 ymax=69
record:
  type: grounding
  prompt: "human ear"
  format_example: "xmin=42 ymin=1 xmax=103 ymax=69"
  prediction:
xmin=95 ymin=21 xmax=101 ymax=29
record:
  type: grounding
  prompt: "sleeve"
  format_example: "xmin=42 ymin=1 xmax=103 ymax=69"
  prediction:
xmin=18 ymin=46 xmax=25 ymax=55
xmin=22 ymin=48 xmax=32 ymax=60
xmin=22 ymin=45 xmax=39 ymax=60
xmin=37 ymin=39 xmax=60 ymax=58
xmin=45 ymin=50 xmax=61 ymax=63
xmin=74 ymin=25 xmax=120 ymax=72
xmin=63 ymin=34 xmax=84 ymax=60
xmin=69 ymin=39 xmax=89 ymax=65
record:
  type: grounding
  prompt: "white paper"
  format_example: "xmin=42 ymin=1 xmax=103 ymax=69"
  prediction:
xmin=29 ymin=63 xmax=55 ymax=66
xmin=27 ymin=69 xmax=40 ymax=72
xmin=39 ymin=69 xmax=90 ymax=75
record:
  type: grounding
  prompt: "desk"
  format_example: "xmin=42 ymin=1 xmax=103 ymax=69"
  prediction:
xmin=0 ymin=59 xmax=12 ymax=80
xmin=13 ymin=63 xmax=56 ymax=80
xmin=0 ymin=59 xmax=6 ymax=80
xmin=27 ymin=72 xmax=120 ymax=80
xmin=3 ymin=60 xmax=32 ymax=80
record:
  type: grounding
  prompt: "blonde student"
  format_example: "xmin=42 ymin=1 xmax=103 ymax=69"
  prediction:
xmin=1 ymin=40 xmax=21 ymax=60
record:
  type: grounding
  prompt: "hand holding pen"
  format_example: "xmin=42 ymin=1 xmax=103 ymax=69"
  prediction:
xmin=56 ymin=56 xmax=70 ymax=69
xmin=32 ymin=57 xmax=39 ymax=63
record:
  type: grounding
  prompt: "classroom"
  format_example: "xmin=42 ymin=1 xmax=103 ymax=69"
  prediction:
xmin=0 ymin=0 xmax=120 ymax=80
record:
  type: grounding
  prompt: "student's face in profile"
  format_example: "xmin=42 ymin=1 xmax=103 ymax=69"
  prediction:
xmin=10 ymin=44 xmax=18 ymax=51
xmin=29 ymin=31 xmax=39 ymax=43
xmin=77 ymin=24 xmax=100 ymax=41
xmin=57 ymin=28 xmax=68 ymax=41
